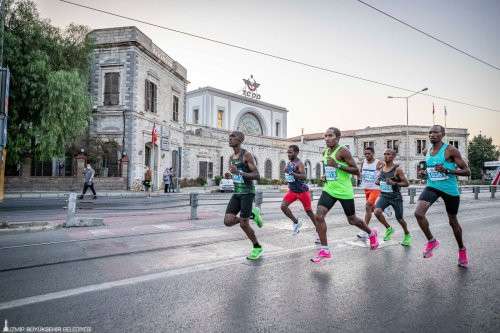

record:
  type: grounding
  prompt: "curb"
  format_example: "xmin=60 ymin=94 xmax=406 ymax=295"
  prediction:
xmin=0 ymin=221 xmax=63 ymax=235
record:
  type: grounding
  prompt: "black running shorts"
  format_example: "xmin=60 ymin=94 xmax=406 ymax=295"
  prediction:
xmin=317 ymin=191 xmax=356 ymax=216
xmin=225 ymin=193 xmax=255 ymax=219
xmin=376 ymin=194 xmax=404 ymax=220
xmin=418 ymin=187 xmax=460 ymax=215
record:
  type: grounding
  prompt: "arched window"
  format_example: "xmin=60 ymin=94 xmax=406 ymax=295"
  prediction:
xmin=279 ymin=160 xmax=286 ymax=180
xmin=237 ymin=113 xmax=263 ymax=136
xmin=145 ymin=144 xmax=152 ymax=167
xmin=264 ymin=159 xmax=273 ymax=179
xmin=315 ymin=162 xmax=322 ymax=179
xmin=304 ymin=160 xmax=312 ymax=179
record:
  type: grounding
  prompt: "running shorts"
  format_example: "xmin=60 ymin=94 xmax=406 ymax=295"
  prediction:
xmin=283 ymin=191 xmax=312 ymax=211
xmin=418 ymin=187 xmax=460 ymax=215
xmin=225 ymin=193 xmax=255 ymax=218
xmin=317 ymin=191 xmax=356 ymax=216
xmin=376 ymin=195 xmax=404 ymax=220
xmin=364 ymin=189 xmax=381 ymax=206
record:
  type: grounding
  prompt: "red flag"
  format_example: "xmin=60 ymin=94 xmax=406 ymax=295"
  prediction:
xmin=152 ymin=123 xmax=158 ymax=145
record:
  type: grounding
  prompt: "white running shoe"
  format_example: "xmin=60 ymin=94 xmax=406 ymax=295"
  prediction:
xmin=293 ymin=220 xmax=303 ymax=235
xmin=357 ymin=231 xmax=368 ymax=241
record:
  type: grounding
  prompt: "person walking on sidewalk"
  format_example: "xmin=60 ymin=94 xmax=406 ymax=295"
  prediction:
xmin=79 ymin=163 xmax=96 ymax=200
xmin=144 ymin=166 xmax=152 ymax=197
xmin=163 ymin=167 xmax=172 ymax=193
xmin=224 ymin=131 xmax=264 ymax=261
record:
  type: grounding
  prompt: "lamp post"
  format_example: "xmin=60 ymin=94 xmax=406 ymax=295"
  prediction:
xmin=387 ymin=87 xmax=428 ymax=178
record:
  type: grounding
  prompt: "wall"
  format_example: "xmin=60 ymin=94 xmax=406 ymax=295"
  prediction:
xmin=6 ymin=177 xmax=127 ymax=192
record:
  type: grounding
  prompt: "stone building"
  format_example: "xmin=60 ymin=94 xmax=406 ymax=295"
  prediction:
xmin=88 ymin=26 xmax=188 ymax=189
xmin=290 ymin=125 xmax=469 ymax=180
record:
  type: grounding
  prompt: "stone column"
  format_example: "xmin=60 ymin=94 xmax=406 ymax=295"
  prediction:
xmin=22 ymin=155 xmax=32 ymax=177
xmin=75 ymin=154 xmax=86 ymax=177
xmin=120 ymin=154 xmax=129 ymax=179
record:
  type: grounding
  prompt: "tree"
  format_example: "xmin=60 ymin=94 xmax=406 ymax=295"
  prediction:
xmin=3 ymin=0 xmax=92 ymax=166
xmin=468 ymin=134 xmax=500 ymax=180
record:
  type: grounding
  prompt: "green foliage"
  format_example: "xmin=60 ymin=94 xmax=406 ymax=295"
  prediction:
xmin=468 ymin=135 xmax=500 ymax=180
xmin=4 ymin=0 xmax=92 ymax=165
xmin=213 ymin=176 xmax=222 ymax=186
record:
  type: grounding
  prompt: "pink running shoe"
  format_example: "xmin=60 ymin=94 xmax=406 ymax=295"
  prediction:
xmin=310 ymin=249 xmax=332 ymax=263
xmin=458 ymin=248 xmax=468 ymax=268
xmin=369 ymin=229 xmax=379 ymax=250
xmin=423 ymin=239 xmax=440 ymax=258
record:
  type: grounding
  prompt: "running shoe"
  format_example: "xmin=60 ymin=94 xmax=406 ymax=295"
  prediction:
xmin=252 ymin=207 xmax=263 ymax=228
xmin=369 ymin=229 xmax=379 ymax=250
xmin=458 ymin=248 xmax=468 ymax=268
xmin=247 ymin=246 xmax=263 ymax=260
xmin=356 ymin=231 xmax=368 ymax=241
xmin=292 ymin=219 xmax=303 ymax=235
xmin=383 ymin=226 xmax=395 ymax=241
xmin=310 ymin=249 xmax=332 ymax=263
xmin=423 ymin=239 xmax=440 ymax=258
xmin=400 ymin=234 xmax=412 ymax=247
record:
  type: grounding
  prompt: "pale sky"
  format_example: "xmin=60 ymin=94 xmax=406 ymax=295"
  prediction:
xmin=34 ymin=0 xmax=500 ymax=144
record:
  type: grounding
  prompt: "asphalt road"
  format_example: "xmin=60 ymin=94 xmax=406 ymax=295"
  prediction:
xmin=0 ymin=197 xmax=498 ymax=332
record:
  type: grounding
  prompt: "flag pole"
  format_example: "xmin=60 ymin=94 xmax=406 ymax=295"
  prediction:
xmin=432 ymin=103 xmax=435 ymax=125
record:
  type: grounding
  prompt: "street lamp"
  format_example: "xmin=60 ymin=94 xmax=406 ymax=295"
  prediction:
xmin=387 ymin=87 xmax=428 ymax=178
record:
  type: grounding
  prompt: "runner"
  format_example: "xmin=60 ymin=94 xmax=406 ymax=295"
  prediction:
xmin=414 ymin=125 xmax=471 ymax=267
xmin=373 ymin=149 xmax=412 ymax=246
xmin=281 ymin=145 xmax=316 ymax=235
xmin=312 ymin=127 xmax=379 ymax=263
xmin=357 ymin=146 xmax=384 ymax=240
xmin=224 ymin=131 xmax=264 ymax=260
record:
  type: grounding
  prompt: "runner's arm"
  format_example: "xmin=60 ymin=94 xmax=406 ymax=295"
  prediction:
xmin=394 ymin=167 xmax=409 ymax=187
xmin=447 ymin=146 xmax=471 ymax=177
xmin=240 ymin=152 xmax=260 ymax=180
xmin=292 ymin=161 xmax=307 ymax=180
xmin=338 ymin=149 xmax=360 ymax=176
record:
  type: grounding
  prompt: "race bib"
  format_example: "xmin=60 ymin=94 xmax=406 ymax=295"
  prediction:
xmin=380 ymin=181 xmax=393 ymax=193
xmin=362 ymin=170 xmax=377 ymax=184
xmin=324 ymin=166 xmax=337 ymax=181
xmin=232 ymin=173 xmax=244 ymax=183
xmin=285 ymin=173 xmax=295 ymax=183
xmin=427 ymin=167 xmax=448 ymax=181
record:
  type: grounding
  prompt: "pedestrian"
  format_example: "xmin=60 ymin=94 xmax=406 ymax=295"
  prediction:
xmin=224 ymin=131 xmax=264 ymax=260
xmin=169 ymin=167 xmax=175 ymax=192
xmin=414 ymin=125 xmax=471 ymax=267
xmin=144 ymin=166 xmax=152 ymax=197
xmin=163 ymin=167 xmax=172 ymax=193
xmin=79 ymin=163 xmax=97 ymax=200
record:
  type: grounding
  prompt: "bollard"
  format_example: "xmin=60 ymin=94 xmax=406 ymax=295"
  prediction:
xmin=190 ymin=193 xmax=199 ymax=220
xmin=65 ymin=192 xmax=77 ymax=226
xmin=255 ymin=191 xmax=263 ymax=209
xmin=408 ymin=188 xmax=417 ymax=204
xmin=490 ymin=186 xmax=496 ymax=199
xmin=473 ymin=186 xmax=480 ymax=200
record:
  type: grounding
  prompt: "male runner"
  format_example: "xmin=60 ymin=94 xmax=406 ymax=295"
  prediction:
xmin=373 ymin=149 xmax=412 ymax=246
xmin=224 ymin=131 xmax=264 ymax=260
xmin=415 ymin=125 xmax=470 ymax=267
xmin=312 ymin=127 xmax=379 ymax=263
xmin=281 ymin=145 xmax=316 ymax=235
xmin=357 ymin=146 xmax=384 ymax=240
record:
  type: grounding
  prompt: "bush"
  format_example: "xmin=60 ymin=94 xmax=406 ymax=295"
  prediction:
xmin=214 ymin=176 xmax=223 ymax=186
xmin=257 ymin=178 xmax=272 ymax=185
xmin=196 ymin=177 xmax=207 ymax=186
xmin=179 ymin=178 xmax=207 ymax=188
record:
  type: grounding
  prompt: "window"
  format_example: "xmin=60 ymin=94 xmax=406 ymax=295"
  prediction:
xmin=193 ymin=108 xmax=199 ymax=124
xmin=275 ymin=122 xmax=280 ymax=137
xmin=363 ymin=141 xmax=374 ymax=150
xmin=279 ymin=160 xmax=286 ymax=180
xmin=387 ymin=140 xmax=399 ymax=154
xmin=237 ymin=113 xmax=263 ymax=136
xmin=145 ymin=80 xmax=157 ymax=113
xmin=417 ymin=139 xmax=427 ymax=155
xmin=304 ymin=161 xmax=312 ymax=179
xmin=316 ymin=162 xmax=322 ymax=179
xmin=217 ymin=109 xmax=224 ymax=128
xmin=172 ymin=150 xmax=178 ymax=176
xmin=172 ymin=95 xmax=179 ymax=122
xmin=449 ymin=140 xmax=459 ymax=149
xmin=264 ymin=159 xmax=272 ymax=179
xmin=104 ymin=72 xmax=120 ymax=106
xmin=199 ymin=161 xmax=213 ymax=180
xmin=145 ymin=145 xmax=152 ymax=167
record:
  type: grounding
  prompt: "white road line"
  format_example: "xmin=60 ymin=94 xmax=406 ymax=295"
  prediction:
xmin=0 ymin=213 xmax=497 ymax=311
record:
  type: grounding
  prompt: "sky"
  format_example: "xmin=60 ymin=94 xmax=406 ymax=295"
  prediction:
xmin=33 ymin=0 xmax=500 ymax=144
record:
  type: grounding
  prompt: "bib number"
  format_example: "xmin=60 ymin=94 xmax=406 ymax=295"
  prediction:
xmin=285 ymin=173 xmax=295 ymax=183
xmin=232 ymin=173 xmax=244 ymax=184
xmin=324 ymin=166 xmax=337 ymax=181
xmin=380 ymin=181 xmax=393 ymax=193
xmin=427 ymin=167 xmax=449 ymax=181
xmin=362 ymin=170 xmax=377 ymax=184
